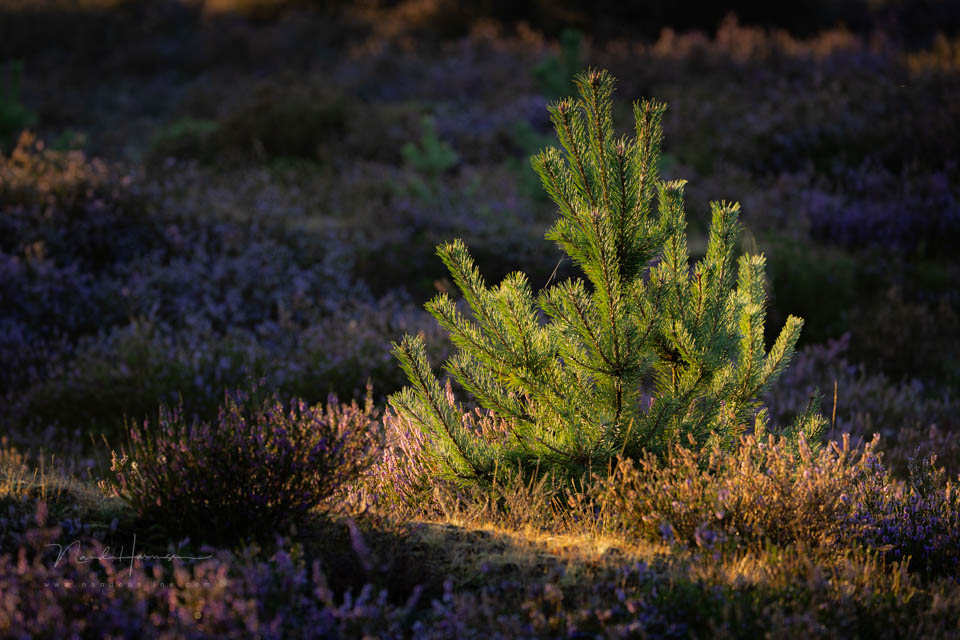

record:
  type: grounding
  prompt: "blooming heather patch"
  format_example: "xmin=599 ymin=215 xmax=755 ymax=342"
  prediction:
xmin=0 ymin=132 xmax=447 ymax=440
xmin=105 ymin=387 xmax=380 ymax=544
xmin=804 ymin=161 xmax=960 ymax=255
xmin=363 ymin=401 xmax=521 ymax=519
xmin=598 ymin=433 xmax=960 ymax=576
xmin=0 ymin=515 xmax=419 ymax=640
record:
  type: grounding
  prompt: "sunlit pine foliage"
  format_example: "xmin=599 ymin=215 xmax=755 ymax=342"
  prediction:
xmin=390 ymin=69 xmax=825 ymax=485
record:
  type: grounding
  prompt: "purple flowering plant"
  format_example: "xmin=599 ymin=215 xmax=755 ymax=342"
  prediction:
xmin=104 ymin=386 xmax=381 ymax=544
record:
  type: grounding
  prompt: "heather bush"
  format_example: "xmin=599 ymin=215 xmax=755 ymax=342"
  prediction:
xmin=0 ymin=168 xmax=161 ymax=283
xmin=607 ymin=20 xmax=960 ymax=178
xmin=431 ymin=94 xmax=550 ymax=164
xmin=7 ymin=499 xmax=957 ymax=639
xmin=598 ymin=433 xmax=960 ymax=576
xmin=845 ymin=284 xmax=960 ymax=383
xmin=281 ymin=296 xmax=452 ymax=401
xmin=0 ymin=251 xmax=104 ymax=340
xmin=0 ymin=255 xmax=103 ymax=393
xmin=907 ymin=33 xmax=960 ymax=72
xmin=12 ymin=320 xmax=263 ymax=438
xmin=0 ymin=135 xmax=168 ymax=375
xmin=599 ymin=434 xmax=875 ymax=549
xmin=137 ymin=153 xmax=554 ymax=301
xmin=105 ymin=387 xmax=380 ymax=544
xmin=415 ymin=551 xmax=958 ymax=639
xmin=0 ymin=131 xmax=147 ymax=402
xmin=0 ymin=131 xmax=111 ymax=212
xmin=108 ymin=230 xmax=362 ymax=332
xmin=1 ymin=131 xmax=451 ymax=436
xmin=855 ymin=452 xmax=960 ymax=575
xmin=9 ymin=292 xmax=447 ymax=442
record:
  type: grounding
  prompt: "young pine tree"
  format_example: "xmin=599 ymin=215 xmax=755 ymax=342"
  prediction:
xmin=390 ymin=69 xmax=825 ymax=485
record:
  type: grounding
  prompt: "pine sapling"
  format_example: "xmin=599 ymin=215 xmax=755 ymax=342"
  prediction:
xmin=390 ymin=69 xmax=825 ymax=485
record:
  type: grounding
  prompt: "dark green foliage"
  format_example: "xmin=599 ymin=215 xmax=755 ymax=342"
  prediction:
xmin=401 ymin=115 xmax=459 ymax=201
xmin=505 ymin=119 xmax=555 ymax=201
xmin=146 ymin=117 xmax=218 ymax=161
xmin=402 ymin=116 xmax=459 ymax=176
xmin=848 ymin=285 xmax=960 ymax=384
xmin=764 ymin=234 xmax=858 ymax=345
xmin=148 ymin=79 xmax=348 ymax=163
xmin=532 ymin=29 xmax=584 ymax=100
xmin=0 ymin=62 xmax=36 ymax=151
xmin=216 ymin=80 xmax=347 ymax=160
xmin=391 ymin=69 xmax=824 ymax=486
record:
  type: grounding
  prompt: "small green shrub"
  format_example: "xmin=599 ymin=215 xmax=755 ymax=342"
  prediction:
xmin=147 ymin=117 xmax=218 ymax=161
xmin=391 ymin=69 xmax=823 ymax=487
xmin=532 ymin=29 xmax=584 ymax=100
xmin=401 ymin=115 xmax=459 ymax=201
xmin=0 ymin=62 xmax=37 ymax=151
xmin=49 ymin=129 xmax=87 ymax=152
